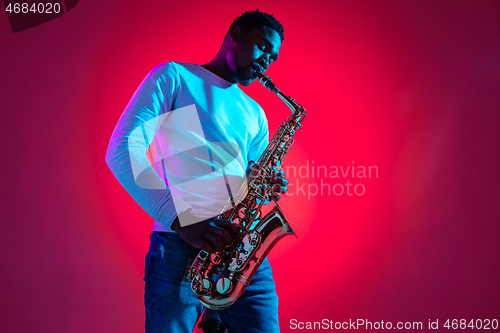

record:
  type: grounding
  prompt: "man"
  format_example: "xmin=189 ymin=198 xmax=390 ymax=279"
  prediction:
xmin=105 ymin=10 xmax=286 ymax=332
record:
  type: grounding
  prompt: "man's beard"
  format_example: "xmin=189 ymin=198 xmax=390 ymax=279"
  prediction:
xmin=235 ymin=66 xmax=256 ymax=86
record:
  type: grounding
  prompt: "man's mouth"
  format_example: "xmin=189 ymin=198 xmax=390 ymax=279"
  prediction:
xmin=253 ymin=64 xmax=265 ymax=73
xmin=251 ymin=65 xmax=265 ymax=79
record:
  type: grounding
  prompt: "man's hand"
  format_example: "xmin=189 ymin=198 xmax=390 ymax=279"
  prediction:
xmin=247 ymin=161 xmax=289 ymax=201
xmin=270 ymin=168 xmax=288 ymax=201
xmin=171 ymin=211 xmax=238 ymax=253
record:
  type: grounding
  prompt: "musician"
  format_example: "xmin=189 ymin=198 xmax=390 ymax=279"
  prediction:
xmin=105 ymin=10 xmax=287 ymax=332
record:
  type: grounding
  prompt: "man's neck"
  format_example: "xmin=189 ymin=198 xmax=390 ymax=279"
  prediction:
xmin=203 ymin=57 xmax=237 ymax=84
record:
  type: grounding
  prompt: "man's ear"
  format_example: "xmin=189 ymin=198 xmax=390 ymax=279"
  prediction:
xmin=229 ymin=26 xmax=242 ymax=42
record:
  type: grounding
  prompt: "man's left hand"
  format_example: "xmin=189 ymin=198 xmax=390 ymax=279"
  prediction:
xmin=269 ymin=168 xmax=288 ymax=201
xmin=247 ymin=161 xmax=288 ymax=202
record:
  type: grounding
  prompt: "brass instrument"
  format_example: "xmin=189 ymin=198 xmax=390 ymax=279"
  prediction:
xmin=185 ymin=72 xmax=306 ymax=310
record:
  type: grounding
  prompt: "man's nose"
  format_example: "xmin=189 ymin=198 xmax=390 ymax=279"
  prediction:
xmin=259 ymin=56 xmax=270 ymax=70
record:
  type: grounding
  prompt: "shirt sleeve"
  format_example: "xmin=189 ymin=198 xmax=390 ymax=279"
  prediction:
xmin=105 ymin=62 xmax=192 ymax=229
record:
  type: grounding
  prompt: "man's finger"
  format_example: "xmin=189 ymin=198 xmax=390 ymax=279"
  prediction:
xmin=208 ymin=221 xmax=233 ymax=246
xmin=272 ymin=169 xmax=285 ymax=178
xmin=205 ymin=232 xmax=227 ymax=252
xmin=198 ymin=239 xmax=216 ymax=253
xmin=272 ymin=183 xmax=283 ymax=193
xmin=213 ymin=219 xmax=238 ymax=237
xmin=279 ymin=177 xmax=289 ymax=186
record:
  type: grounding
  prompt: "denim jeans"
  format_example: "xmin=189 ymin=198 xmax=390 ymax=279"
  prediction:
xmin=144 ymin=231 xmax=280 ymax=333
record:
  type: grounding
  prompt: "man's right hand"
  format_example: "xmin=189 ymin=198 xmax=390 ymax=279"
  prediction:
xmin=171 ymin=211 xmax=238 ymax=253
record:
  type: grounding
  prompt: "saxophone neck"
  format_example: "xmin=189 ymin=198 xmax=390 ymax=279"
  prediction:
xmin=256 ymin=72 xmax=306 ymax=119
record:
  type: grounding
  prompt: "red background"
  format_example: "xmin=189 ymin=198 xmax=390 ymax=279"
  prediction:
xmin=1 ymin=0 xmax=499 ymax=332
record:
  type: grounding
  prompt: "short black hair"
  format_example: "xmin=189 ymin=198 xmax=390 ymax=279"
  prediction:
xmin=229 ymin=9 xmax=284 ymax=42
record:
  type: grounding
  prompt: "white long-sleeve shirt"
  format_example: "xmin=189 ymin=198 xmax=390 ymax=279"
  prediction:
xmin=105 ymin=62 xmax=269 ymax=232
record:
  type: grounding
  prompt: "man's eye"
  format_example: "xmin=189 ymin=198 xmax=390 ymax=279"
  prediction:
xmin=259 ymin=45 xmax=266 ymax=51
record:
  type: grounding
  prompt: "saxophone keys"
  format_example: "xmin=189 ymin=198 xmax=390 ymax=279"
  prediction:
xmin=202 ymin=278 xmax=211 ymax=290
xmin=216 ymin=277 xmax=232 ymax=294
xmin=192 ymin=275 xmax=212 ymax=296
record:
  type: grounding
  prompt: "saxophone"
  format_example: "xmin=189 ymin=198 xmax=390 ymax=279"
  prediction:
xmin=185 ymin=72 xmax=306 ymax=310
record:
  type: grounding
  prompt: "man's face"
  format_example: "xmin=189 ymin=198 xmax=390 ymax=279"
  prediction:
xmin=227 ymin=25 xmax=282 ymax=86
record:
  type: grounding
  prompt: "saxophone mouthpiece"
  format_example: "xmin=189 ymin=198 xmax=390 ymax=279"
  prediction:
xmin=256 ymin=72 xmax=278 ymax=93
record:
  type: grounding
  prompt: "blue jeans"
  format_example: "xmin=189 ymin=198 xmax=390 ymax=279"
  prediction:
xmin=144 ymin=232 xmax=280 ymax=333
